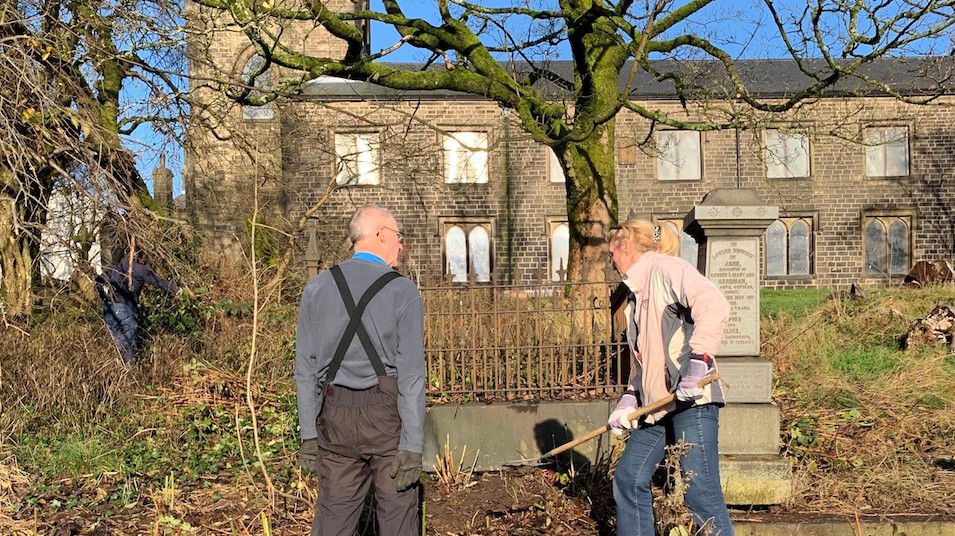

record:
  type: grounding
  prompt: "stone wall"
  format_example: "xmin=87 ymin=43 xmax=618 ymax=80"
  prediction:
xmin=615 ymin=97 xmax=955 ymax=289
xmin=278 ymin=98 xmax=569 ymax=283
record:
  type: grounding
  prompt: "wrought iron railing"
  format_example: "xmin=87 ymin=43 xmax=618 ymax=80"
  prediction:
xmin=421 ymin=279 xmax=631 ymax=403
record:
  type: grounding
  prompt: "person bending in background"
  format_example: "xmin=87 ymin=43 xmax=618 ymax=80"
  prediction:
xmin=295 ymin=204 xmax=425 ymax=536
xmin=606 ymin=217 xmax=734 ymax=536
xmin=96 ymin=251 xmax=181 ymax=365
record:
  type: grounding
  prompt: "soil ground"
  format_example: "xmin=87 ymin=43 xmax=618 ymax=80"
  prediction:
xmin=423 ymin=466 xmax=607 ymax=535
xmin=2 ymin=464 xmax=609 ymax=535
xmin=5 ymin=458 xmax=955 ymax=535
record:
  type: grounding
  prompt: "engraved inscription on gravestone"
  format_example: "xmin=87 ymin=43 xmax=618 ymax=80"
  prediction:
xmin=717 ymin=358 xmax=773 ymax=403
xmin=708 ymin=239 xmax=760 ymax=356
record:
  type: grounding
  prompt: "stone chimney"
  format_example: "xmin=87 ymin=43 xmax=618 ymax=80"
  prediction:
xmin=152 ymin=153 xmax=174 ymax=210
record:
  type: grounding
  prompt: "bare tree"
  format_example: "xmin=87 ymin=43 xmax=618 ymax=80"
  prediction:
xmin=190 ymin=0 xmax=955 ymax=282
xmin=0 ymin=0 xmax=190 ymax=317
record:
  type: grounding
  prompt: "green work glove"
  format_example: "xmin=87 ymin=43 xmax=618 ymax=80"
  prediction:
xmin=389 ymin=450 xmax=422 ymax=491
xmin=298 ymin=438 xmax=318 ymax=474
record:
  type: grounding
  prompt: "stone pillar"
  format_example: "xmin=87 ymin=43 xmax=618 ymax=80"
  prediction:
xmin=303 ymin=222 xmax=321 ymax=279
xmin=684 ymin=188 xmax=792 ymax=505
xmin=152 ymin=154 xmax=174 ymax=210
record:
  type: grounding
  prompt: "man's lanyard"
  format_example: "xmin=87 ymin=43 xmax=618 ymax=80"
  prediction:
xmin=326 ymin=265 xmax=401 ymax=383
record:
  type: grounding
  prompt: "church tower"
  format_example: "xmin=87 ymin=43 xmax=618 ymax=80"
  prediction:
xmin=183 ymin=0 xmax=366 ymax=256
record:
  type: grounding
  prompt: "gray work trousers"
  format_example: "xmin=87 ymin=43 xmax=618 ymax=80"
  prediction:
xmin=311 ymin=376 xmax=419 ymax=536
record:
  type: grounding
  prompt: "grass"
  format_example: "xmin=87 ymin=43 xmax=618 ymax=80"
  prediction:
xmin=764 ymin=286 xmax=955 ymax=513
xmin=825 ymin=344 xmax=901 ymax=381
xmin=760 ymin=288 xmax=829 ymax=320
xmin=15 ymin=434 xmax=123 ymax=480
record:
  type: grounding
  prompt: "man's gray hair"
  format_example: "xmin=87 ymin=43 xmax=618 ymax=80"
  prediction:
xmin=348 ymin=204 xmax=393 ymax=244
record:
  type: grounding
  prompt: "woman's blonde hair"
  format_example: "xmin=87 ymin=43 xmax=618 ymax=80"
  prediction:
xmin=607 ymin=217 xmax=680 ymax=256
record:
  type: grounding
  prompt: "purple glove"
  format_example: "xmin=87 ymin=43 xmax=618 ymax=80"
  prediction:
xmin=676 ymin=354 xmax=712 ymax=401
xmin=608 ymin=392 xmax=637 ymax=437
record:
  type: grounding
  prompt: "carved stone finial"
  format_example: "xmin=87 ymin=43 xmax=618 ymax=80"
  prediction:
xmin=303 ymin=222 xmax=321 ymax=278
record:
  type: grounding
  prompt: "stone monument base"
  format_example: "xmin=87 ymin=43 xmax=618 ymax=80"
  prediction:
xmin=424 ymin=400 xmax=792 ymax=505
xmin=720 ymin=454 xmax=793 ymax=506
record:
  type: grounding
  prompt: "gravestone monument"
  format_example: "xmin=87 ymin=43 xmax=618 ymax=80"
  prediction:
xmin=684 ymin=188 xmax=792 ymax=504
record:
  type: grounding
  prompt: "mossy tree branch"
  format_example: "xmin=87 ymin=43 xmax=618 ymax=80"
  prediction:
xmin=195 ymin=0 xmax=955 ymax=282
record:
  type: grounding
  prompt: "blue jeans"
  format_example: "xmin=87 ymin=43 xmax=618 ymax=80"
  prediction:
xmin=612 ymin=403 xmax=734 ymax=536
xmin=103 ymin=302 xmax=138 ymax=364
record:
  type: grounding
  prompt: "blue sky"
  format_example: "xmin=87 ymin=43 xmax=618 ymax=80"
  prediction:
xmin=362 ymin=0 xmax=781 ymax=62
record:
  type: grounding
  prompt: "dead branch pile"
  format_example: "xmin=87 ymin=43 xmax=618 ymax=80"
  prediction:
xmin=904 ymin=303 xmax=955 ymax=352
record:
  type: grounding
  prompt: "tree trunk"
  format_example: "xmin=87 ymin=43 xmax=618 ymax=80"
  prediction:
xmin=561 ymin=119 xmax=619 ymax=284
xmin=0 ymin=194 xmax=34 ymax=318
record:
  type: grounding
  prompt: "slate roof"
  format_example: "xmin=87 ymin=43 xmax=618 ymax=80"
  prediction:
xmin=300 ymin=56 xmax=955 ymax=101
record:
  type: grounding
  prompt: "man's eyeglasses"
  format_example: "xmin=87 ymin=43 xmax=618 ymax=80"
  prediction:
xmin=379 ymin=225 xmax=404 ymax=243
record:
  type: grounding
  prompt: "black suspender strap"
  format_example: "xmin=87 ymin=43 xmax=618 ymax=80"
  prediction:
xmin=327 ymin=265 xmax=401 ymax=383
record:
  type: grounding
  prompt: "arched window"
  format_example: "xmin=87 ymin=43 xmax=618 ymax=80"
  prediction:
xmin=679 ymin=230 xmax=699 ymax=269
xmin=469 ymin=227 xmax=491 ymax=282
xmin=443 ymin=222 xmax=493 ymax=282
xmin=789 ymin=219 xmax=811 ymax=275
xmin=764 ymin=217 xmax=813 ymax=277
xmin=865 ymin=220 xmax=887 ymax=276
xmin=241 ymin=54 xmax=273 ymax=120
xmin=887 ymin=220 xmax=908 ymax=275
xmin=550 ymin=223 xmax=569 ymax=281
xmin=445 ymin=226 xmax=468 ymax=282
xmin=765 ymin=221 xmax=787 ymax=276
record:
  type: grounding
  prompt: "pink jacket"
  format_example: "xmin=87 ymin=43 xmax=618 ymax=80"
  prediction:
xmin=622 ymin=251 xmax=729 ymax=423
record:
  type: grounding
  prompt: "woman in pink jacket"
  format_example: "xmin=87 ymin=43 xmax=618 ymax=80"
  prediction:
xmin=607 ymin=217 xmax=734 ymax=536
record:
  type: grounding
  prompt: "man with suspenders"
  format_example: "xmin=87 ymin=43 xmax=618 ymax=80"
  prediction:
xmin=295 ymin=204 xmax=425 ymax=536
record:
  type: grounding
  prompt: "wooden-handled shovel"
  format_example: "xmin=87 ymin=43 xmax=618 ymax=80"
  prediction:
xmin=504 ymin=373 xmax=721 ymax=466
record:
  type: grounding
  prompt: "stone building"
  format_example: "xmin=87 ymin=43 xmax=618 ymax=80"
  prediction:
xmin=184 ymin=5 xmax=955 ymax=289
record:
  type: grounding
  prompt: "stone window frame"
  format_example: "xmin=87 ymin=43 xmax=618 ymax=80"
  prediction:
xmin=863 ymin=124 xmax=911 ymax=178
xmin=546 ymin=147 xmax=565 ymax=183
xmin=654 ymin=216 xmax=701 ymax=270
xmin=655 ymin=130 xmax=702 ymax=181
xmin=333 ymin=130 xmax=382 ymax=186
xmin=764 ymin=214 xmax=817 ymax=279
xmin=441 ymin=129 xmax=491 ymax=184
xmin=439 ymin=218 xmax=496 ymax=283
xmin=235 ymin=48 xmax=274 ymax=121
xmin=764 ymin=126 xmax=812 ymax=179
xmin=862 ymin=209 xmax=915 ymax=279
xmin=546 ymin=218 xmax=570 ymax=281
